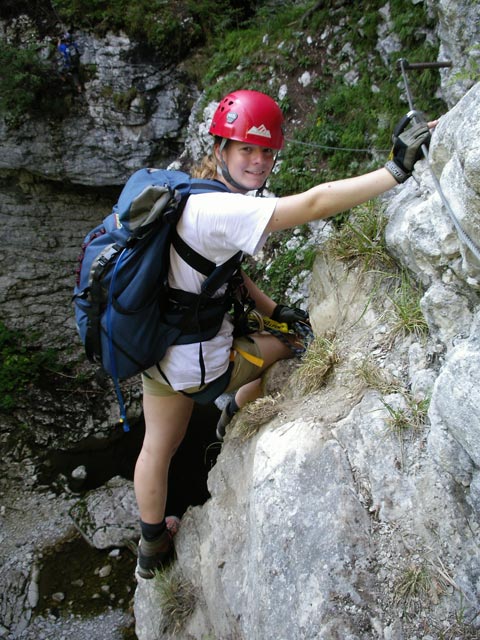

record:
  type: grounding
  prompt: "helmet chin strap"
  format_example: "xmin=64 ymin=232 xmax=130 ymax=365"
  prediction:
xmin=218 ymin=161 xmax=252 ymax=193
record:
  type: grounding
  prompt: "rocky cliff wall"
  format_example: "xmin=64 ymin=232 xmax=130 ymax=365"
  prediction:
xmin=0 ymin=26 xmax=195 ymax=186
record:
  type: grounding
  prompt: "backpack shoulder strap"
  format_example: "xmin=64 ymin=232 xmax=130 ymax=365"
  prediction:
xmin=172 ymin=177 xmax=233 ymax=276
xmin=172 ymin=228 xmax=243 ymax=286
xmin=189 ymin=178 xmax=231 ymax=195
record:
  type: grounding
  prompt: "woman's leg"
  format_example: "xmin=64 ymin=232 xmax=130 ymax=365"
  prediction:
xmin=135 ymin=392 xmax=194 ymax=577
xmin=134 ymin=392 xmax=194 ymax=524
xmin=217 ymin=333 xmax=293 ymax=439
xmin=234 ymin=332 xmax=293 ymax=407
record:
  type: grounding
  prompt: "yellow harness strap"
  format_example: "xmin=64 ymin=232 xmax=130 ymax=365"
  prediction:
xmin=232 ymin=347 xmax=264 ymax=368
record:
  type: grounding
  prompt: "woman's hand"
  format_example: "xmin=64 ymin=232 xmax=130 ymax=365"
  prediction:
xmin=385 ymin=114 xmax=438 ymax=183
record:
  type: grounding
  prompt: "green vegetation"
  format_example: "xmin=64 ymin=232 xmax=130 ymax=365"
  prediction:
xmin=244 ymin=227 xmax=317 ymax=302
xmin=450 ymin=44 xmax=480 ymax=85
xmin=0 ymin=41 xmax=62 ymax=125
xmin=1 ymin=0 xmax=446 ymax=184
xmin=324 ymin=201 xmax=429 ymax=341
xmin=52 ymin=0 xmax=198 ymax=59
xmin=354 ymin=357 xmax=399 ymax=395
xmin=0 ymin=322 xmax=61 ymax=411
xmin=392 ymin=558 xmax=480 ymax=636
xmin=202 ymin=3 xmax=306 ymax=94
xmin=112 ymin=87 xmax=139 ymax=112
xmin=394 ymin=562 xmax=434 ymax=609
xmin=325 ymin=201 xmax=395 ymax=270
xmin=51 ymin=0 xmax=258 ymax=59
xmin=265 ymin=0 xmax=443 ymax=191
xmin=382 ymin=394 xmax=430 ymax=436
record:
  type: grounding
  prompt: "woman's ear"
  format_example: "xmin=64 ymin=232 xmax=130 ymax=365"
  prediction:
xmin=213 ymin=141 xmax=222 ymax=163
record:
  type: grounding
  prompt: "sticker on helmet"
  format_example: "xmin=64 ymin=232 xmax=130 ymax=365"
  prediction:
xmin=246 ymin=125 xmax=272 ymax=139
xmin=226 ymin=113 xmax=238 ymax=123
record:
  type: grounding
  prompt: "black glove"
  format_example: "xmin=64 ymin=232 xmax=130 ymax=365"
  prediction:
xmin=271 ymin=304 xmax=309 ymax=326
xmin=385 ymin=114 xmax=431 ymax=183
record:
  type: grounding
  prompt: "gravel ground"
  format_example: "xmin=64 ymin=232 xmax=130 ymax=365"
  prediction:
xmin=0 ymin=461 xmax=137 ymax=640
xmin=8 ymin=610 xmax=135 ymax=640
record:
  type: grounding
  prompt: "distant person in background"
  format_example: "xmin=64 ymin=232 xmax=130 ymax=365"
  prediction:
xmin=133 ymin=88 xmax=437 ymax=579
xmin=57 ymin=32 xmax=82 ymax=93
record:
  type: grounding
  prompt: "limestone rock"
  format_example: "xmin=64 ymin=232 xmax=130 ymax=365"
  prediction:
xmin=385 ymin=83 xmax=480 ymax=303
xmin=426 ymin=0 xmax=480 ymax=107
xmin=69 ymin=476 xmax=139 ymax=549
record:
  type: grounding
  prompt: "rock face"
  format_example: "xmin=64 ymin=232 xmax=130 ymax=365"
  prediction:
xmin=386 ymin=83 xmax=480 ymax=292
xmin=0 ymin=28 xmax=195 ymax=186
xmin=426 ymin=0 xmax=480 ymax=107
xmin=0 ymin=24 xmax=197 ymax=446
xmin=135 ymin=83 xmax=480 ymax=639
xmin=69 ymin=477 xmax=139 ymax=549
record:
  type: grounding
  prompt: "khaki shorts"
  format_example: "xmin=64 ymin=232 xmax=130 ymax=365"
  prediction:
xmin=142 ymin=336 xmax=263 ymax=398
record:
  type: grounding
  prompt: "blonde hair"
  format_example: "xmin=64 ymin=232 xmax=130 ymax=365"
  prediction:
xmin=190 ymin=154 xmax=218 ymax=179
xmin=190 ymin=136 xmax=224 ymax=179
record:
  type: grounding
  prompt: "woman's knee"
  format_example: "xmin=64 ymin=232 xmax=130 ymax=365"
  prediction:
xmin=142 ymin=393 xmax=193 ymax=453
xmin=252 ymin=334 xmax=292 ymax=369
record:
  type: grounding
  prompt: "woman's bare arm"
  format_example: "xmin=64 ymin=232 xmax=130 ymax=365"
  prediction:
xmin=241 ymin=271 xmax=277 ymax=316
xmin=266 ymin=167 xmax=396 ymax=232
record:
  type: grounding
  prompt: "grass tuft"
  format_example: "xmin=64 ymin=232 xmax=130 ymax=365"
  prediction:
xmin=382 ymin=394 xmax=430 ymax=437
xmin=394 ymin=563 xmax=433 ymax=610
xmin=388 ymin=269 xmax=429 ymax=339
xmin=354 ymin=357 xmax=400 ymax=395
xmin=154 ymin=565 xmax=197 ymax=634
xmin=293 ymin=334 xmax=339 ymax=395
xmin=234 ymin=395 xmax=282 ymax=441
xmin=325 ymin=202 xmax=395 ymax=271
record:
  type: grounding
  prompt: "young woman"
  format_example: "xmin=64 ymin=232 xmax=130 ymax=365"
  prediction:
xmin=134 ymin=89 xmax=433 ymax=578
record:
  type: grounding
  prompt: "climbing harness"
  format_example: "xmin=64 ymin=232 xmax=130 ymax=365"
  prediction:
xmin=397 ymin=59 xmax=480 ymax=263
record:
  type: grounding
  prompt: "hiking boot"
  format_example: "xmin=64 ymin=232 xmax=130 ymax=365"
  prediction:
xmin=136 ymin=515 xmax=180 ymax=579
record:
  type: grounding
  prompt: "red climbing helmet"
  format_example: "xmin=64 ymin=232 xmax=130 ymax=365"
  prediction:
xmin=209 ymin=89 xmax=284 ymax=150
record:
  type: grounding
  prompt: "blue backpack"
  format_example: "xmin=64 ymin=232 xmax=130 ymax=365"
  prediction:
xmin=73 ymin=168 xmax=242 ymax=428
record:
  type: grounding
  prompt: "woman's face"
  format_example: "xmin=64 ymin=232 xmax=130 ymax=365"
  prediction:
xmin=217 ymin=140 xmax=275 ymax=193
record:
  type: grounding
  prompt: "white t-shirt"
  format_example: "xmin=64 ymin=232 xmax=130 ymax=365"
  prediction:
xmin=144 ymin=190 xmax=278 ymax=389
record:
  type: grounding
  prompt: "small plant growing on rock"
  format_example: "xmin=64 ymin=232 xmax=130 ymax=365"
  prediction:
xmin=233 ymin=394 xmax=282 ymax=441
xmin=393 ymin=556 xmax=455 ymax=616
xmin=154 ymin=565 xmax=197 ymax=634
xmin=354 ymin=356 xmax=400 ymax=395
xmin=388 ymin=269 xmax=429 ymax=339
xmin=382 ymin=394 xmax=430 ymax=437
xmin=293 ymin=334 xmax=339 ymax=395
xmin=326 ymin=202 xmax=395 ymax=272
xmin=394 ymin=562 xmax=433 ymax=610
